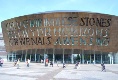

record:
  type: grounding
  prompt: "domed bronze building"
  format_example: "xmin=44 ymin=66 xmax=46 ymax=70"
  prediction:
xmin=1 ymin=11 xmax=118 ymax=64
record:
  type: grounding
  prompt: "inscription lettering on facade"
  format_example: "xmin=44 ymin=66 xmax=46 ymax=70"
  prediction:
xmin=2 ymin=12 xmax=117 ymax=52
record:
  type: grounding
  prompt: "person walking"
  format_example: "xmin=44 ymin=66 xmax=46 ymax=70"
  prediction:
xmin=101 ymin=62 xmax=106 ymax=72
xmin=0 ymin=60 xmax=1 ymax=67
xmin=45 ymin=58 xmax=48 ymax=67
xmin=14 ymin=59 xmax=17 ymax=66
xmin=0 ymin=59 xmax=4 ymax=67
xmin=27 ymin=59 xmax=30 ymax=67
xmin=50 ymin=61 xmax=53 ymax=67
xmin=63 ymin=63 xmax=66 ymax=68
xmin=41 ymin=59 xmax=43 ymax=63
xmin=17 ymin=58 xmax=20 ymax=69
xmin=78 ymin=62 xmax=80 ymax=68
xmin=57 ymin=60 xmax=59 ymax=67
xmin=74 ymin=62 xmax=79 ymax=69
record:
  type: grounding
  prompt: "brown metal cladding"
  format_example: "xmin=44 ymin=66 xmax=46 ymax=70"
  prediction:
xmin=1 ymin=12 xmax=118 ymax=52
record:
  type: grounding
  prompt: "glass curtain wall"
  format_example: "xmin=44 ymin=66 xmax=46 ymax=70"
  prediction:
xmin=7 ymin=49 xmax=110 ymax=64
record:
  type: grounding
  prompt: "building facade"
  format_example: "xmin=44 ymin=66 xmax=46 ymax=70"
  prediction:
xmin=0 ymin=33 xmax=7 ymax=61
xmin=1 ymin=11 xmax=118 ymax=64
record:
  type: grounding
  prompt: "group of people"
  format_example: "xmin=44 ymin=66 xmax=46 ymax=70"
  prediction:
xmin=74 ymin=61 xmax=106 ymax=72
xmin=13 ymin=58 xmax=106 ymax=72
xmin=14 ymin=58 xmax=30 ymax=69
xmin=44 ymin=59 xmax=66 ymax=68
xmin=44 ymin=59 xmax=59 ymax=67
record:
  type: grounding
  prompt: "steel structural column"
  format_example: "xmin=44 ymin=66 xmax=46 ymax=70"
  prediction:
xmin=111 ymin=52 xmax=114 ymax=64
xmin=110 ymin=53 xmax=111 ymax=64
xmin=112 ymin=53 xmax=114 ymax=64
xmin=21 ymin=50 xmax=23 ymax=61
xmin=90 ymin=50 xmax=91 ymax=64
xmin=44 ymin=49 xmax=46 ymax=64
xmin=109 ymin=52 xmax=114 ymax=64
xmin=30 ymin=54 xmax=31 ymax=61
xmin=35 ymin=53 xmax=36 ymax=62
xmin=82 ymin=50 xmax=84 ymax=64
xmin=53 ymin=49 xmax=55 ymax=64
xmin=94 ymin=50 xmax=95 ymax=64
xmin=30 ymin=49 xmax=32 ymax=61
xmin=7 ymin=53 xmax=9 ymax=61
xmin=12 ymin=52 xmax=14 ymax=62
xmin=35 ymin=49 xmax=37 ymax=62
xmin=71 ymin=49 xmax=74 ymax=64
xmin=39 ymin=54 xmax=40 ymax=62
xmin=101 ymin=51 xmax=103 ymax=64
xmin=63 ymin=49 xmax=65 ymax=63
xmin=37 ymin=49 xmax=40 ymax=62
xmin=80 ymin=50 xmax=81 ymax=63
xmin=15 ymin=52 xmax=16 ymax=59
xmin=25 ymin=50 xmax=27 ymax=62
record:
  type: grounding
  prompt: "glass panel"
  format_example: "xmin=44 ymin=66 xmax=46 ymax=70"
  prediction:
xmin=64 ymin=54 xmax=71 ymax=64
xmin=55 ymin=54 xmax=63 ymax=63
xmin=95 ymin=54 xmax=101 ymax=64
xmin=102 ymin=54 xmax=110 ymax=64
xmin=90 ymin=54 xmax=94 ymax=64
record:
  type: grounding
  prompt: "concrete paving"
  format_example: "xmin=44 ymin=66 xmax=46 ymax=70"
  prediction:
xmin=0 ymin=62 xmax=118 ymax=80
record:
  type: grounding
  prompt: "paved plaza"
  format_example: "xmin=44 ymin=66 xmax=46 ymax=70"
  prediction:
xmin=0 ymin=62 xmax=118 ymax=80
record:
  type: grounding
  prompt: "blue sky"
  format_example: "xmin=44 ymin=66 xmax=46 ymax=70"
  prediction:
xmin=0 ymin=0 xmax=118 ymax=32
